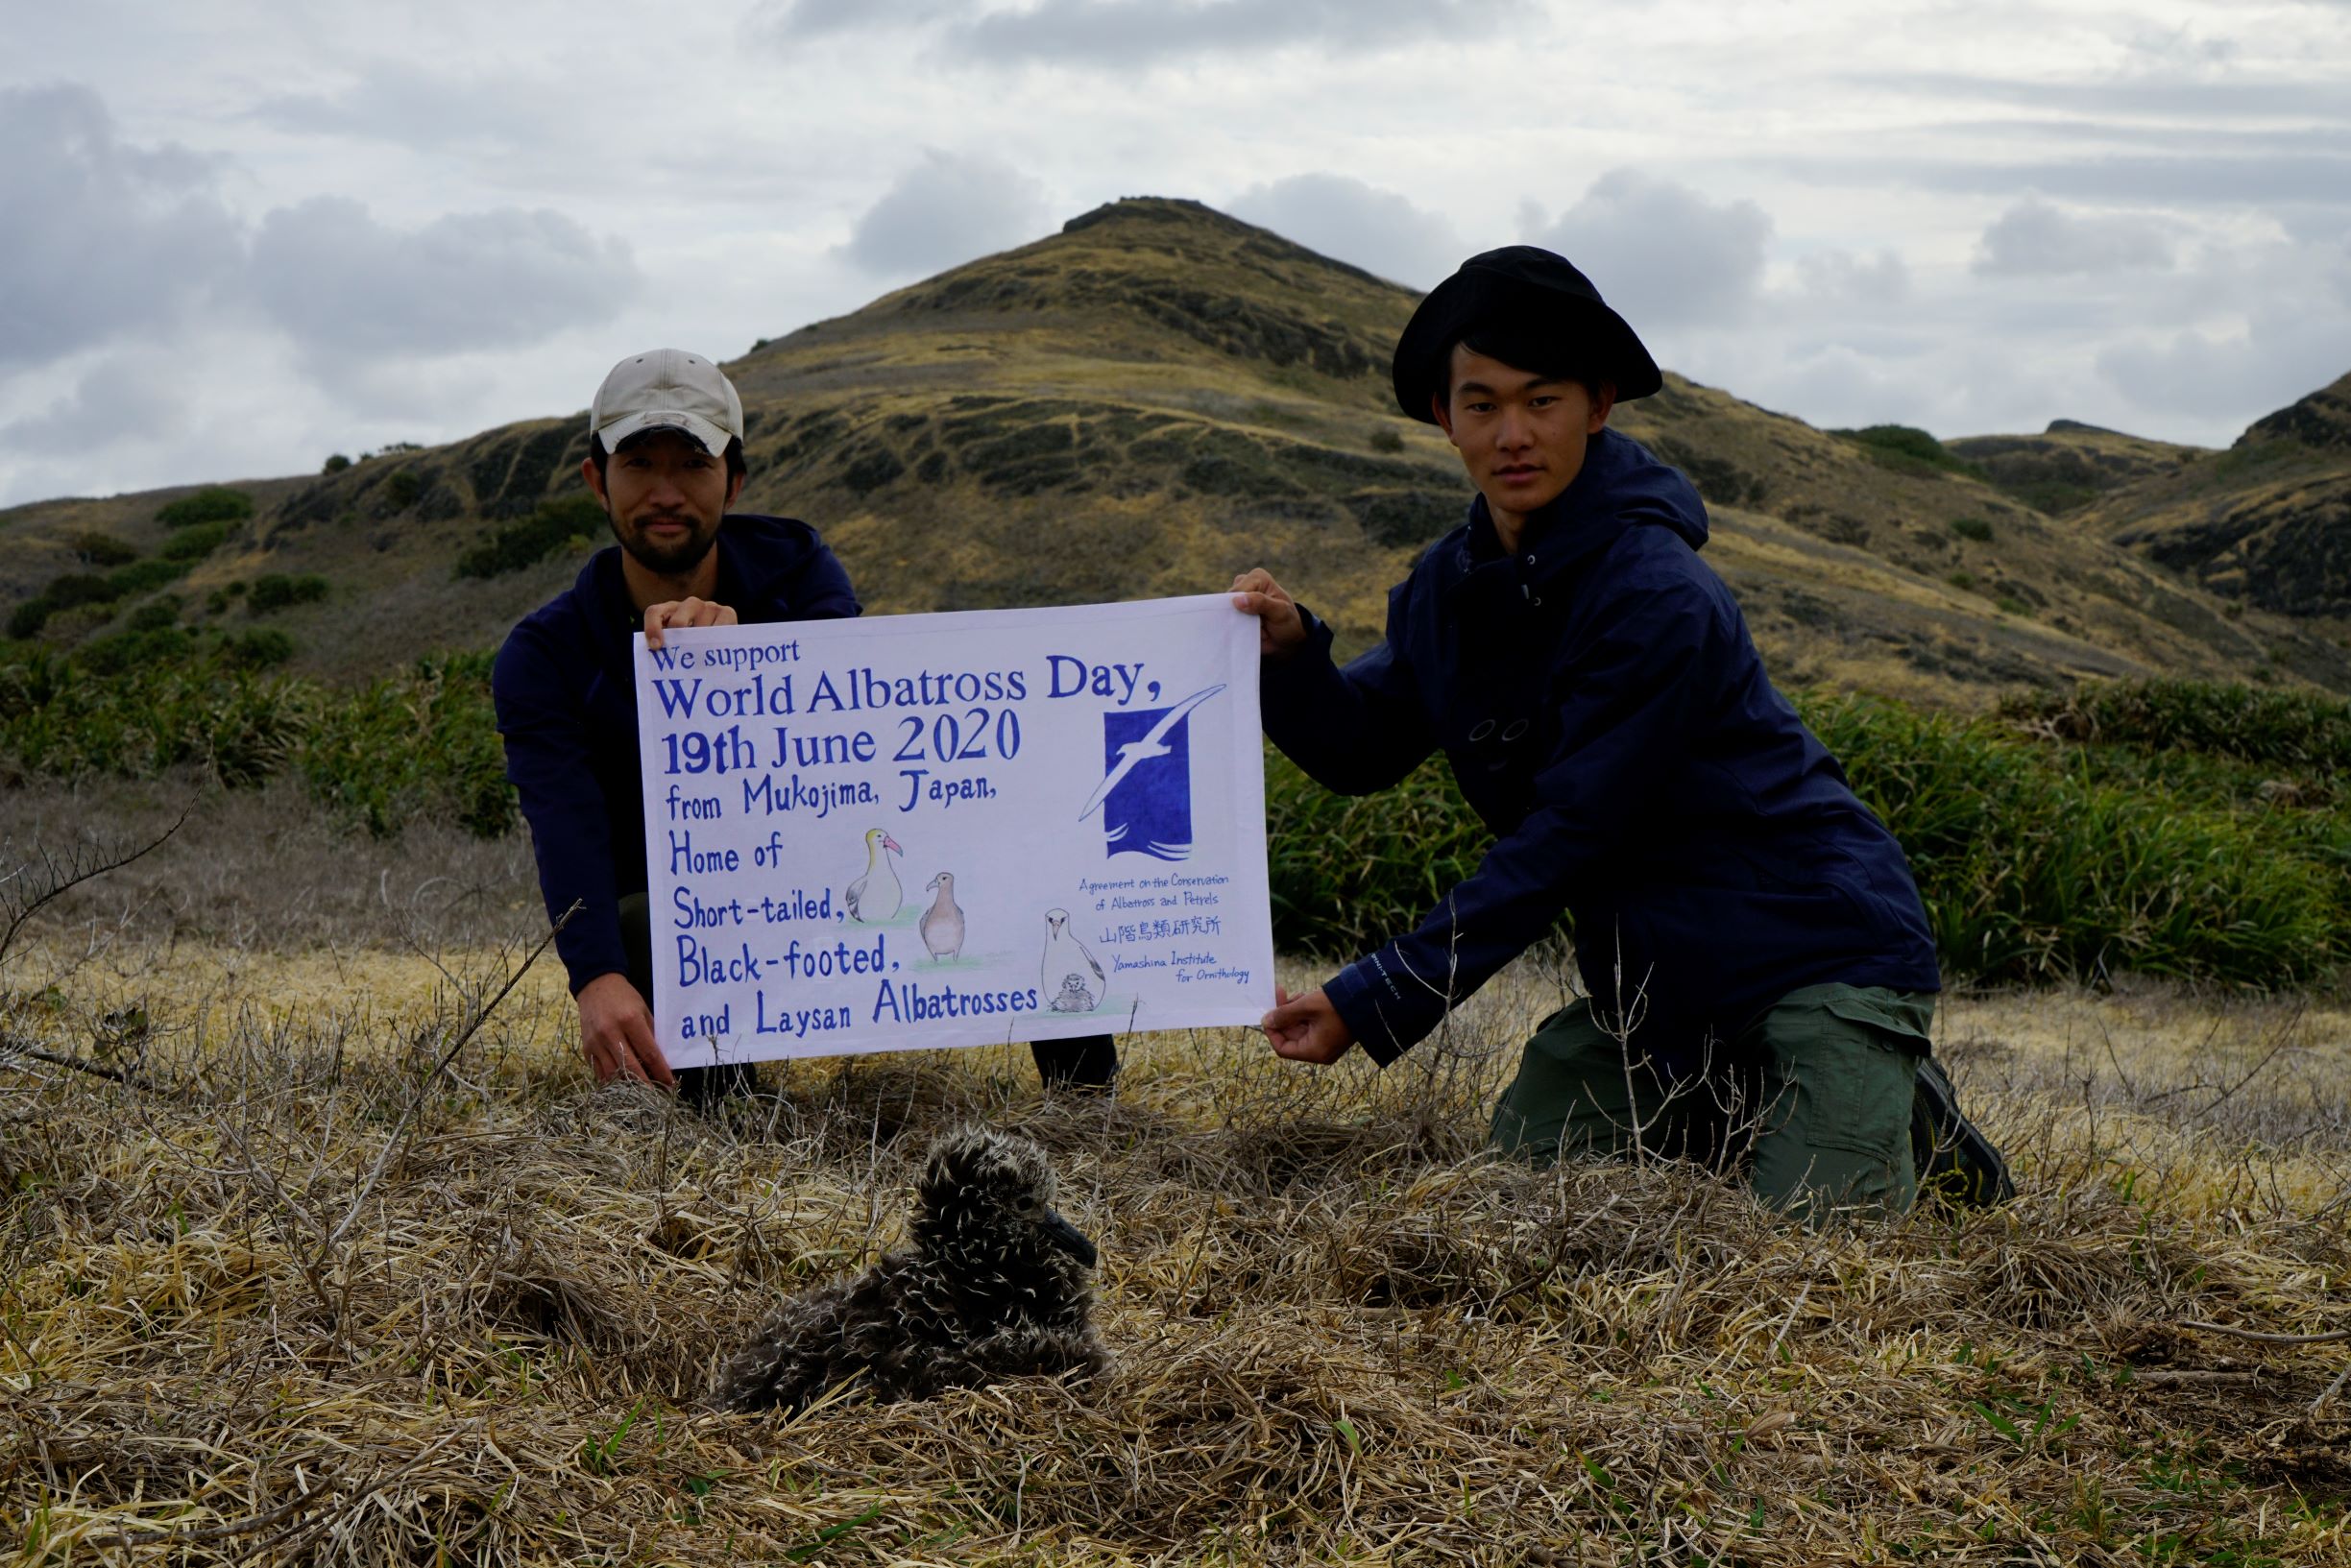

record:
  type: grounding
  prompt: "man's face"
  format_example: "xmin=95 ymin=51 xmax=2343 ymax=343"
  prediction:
xmin=582 ymin=429 xmax=741 ymax=577
xmin=1433 ymin=345 xmax=1615 ymax=524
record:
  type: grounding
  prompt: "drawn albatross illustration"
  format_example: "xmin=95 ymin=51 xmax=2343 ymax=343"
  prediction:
xmin=1077 ymin=683 xmax=1225 ymax=823
xmin=845 ymin=828 xmax=904 ymax=923
xmin=919 ymin=872 xmax=965 ymax=959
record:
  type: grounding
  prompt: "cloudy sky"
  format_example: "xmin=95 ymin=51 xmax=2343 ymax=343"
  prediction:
xmin=6 ymin=0 xmax=2348 ymax=507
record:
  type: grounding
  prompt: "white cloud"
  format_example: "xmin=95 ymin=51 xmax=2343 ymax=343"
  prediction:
xmin=1974 ymin=195 xmax=2175 ymax=276
xmin=248 ymin=198 xmax=640 ymax=361
xmin=1796 ymin=248 xmax=1912 ymax=304
xmin=1522 ymin=170 xmax=1774 ymax=331
xmin=1224 ymin=174 xmax=1461 ymax=288
xmin=757 ymin=0 xmax=1507 ymax=64
xmin=0 ymin=84 xmax=243 ymax=368
xmin=0 ymin=354 xmax=180 ymax=452
xmin=839 ymin=151 xmax=1050 ymax=277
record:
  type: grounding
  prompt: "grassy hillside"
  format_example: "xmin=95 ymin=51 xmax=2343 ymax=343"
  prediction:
xmin=2071 ymin=374 xmax=2351 ymax=651
xmin=3 ymin=199 xmax=2347 ymax=702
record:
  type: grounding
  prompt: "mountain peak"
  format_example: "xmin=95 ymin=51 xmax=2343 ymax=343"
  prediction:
xmin=2240 ymin=370 xmax=2351 ymax=451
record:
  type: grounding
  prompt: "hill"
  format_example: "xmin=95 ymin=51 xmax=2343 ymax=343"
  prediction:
xmin=5 ymin=198 xmax=2347 ymax=701
xmin=1946 ymin=420 xmax=2204 ymax=516
xmin=2070 ymin=373 xmax=2351 ymax=635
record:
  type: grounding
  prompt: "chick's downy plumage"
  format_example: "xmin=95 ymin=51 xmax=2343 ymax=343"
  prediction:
xmin=713 ymin=1126 xmax=1106 ymax=1413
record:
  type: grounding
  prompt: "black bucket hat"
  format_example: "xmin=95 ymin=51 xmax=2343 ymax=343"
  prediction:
xmin=1392 ymin=246 xmax=1662 ymax=423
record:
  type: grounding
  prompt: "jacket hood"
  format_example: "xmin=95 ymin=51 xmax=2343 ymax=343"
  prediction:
xmin=1449 ymin=428 xmax=1708 ymax=586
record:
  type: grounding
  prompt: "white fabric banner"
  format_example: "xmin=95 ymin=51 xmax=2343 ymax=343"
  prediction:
xmin=634 ymin=594 xmax=1274 ymax=1064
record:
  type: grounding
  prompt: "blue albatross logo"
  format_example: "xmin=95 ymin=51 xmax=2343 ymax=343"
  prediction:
xmin=1077 ymin=684 xmax=1224 ymax=861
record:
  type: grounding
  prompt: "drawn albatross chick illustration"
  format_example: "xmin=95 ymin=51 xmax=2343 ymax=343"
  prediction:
xmin=1040 ymin=908 xmax=1104 ymax=1013
xmin=711 ymin=1126 xmax=1106 ymax=1413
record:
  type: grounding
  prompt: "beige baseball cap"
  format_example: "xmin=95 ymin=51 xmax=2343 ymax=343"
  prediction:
xmin=589 ymin=349 xmax=744 ymax=457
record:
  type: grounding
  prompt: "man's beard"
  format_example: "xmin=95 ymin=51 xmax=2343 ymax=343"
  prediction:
xmin=613 ymin=508 xmax=719 ymax=576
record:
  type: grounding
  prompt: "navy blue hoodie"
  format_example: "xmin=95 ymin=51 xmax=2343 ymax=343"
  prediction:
xmin=1262 ymin=427 xmax=1939 ymax=1067
xmin=493 ymin=515 xmax=861 ymax=993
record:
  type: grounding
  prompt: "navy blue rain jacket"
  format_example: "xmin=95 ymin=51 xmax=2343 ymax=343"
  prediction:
xmin=493 ymin=515 xmax=861 ymax=993
xmin=1262 ymin=427 xmax=1940 ymax=1067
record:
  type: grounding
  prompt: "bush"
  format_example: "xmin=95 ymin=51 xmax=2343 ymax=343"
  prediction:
xmin=1946 ymin=570 xmax=1977 ymax=591
xmin=1266 ymin=689 xmax=2350 ymax=990
xmin=1368 ymin=427 xmax=1405 ymax=454
xmin=126 ymin=595 xmax=182 ymax=633
xmin=322 ymin=453 xmax=351 ymax=474
xmin=67 ymin=532 xmax=137 ymax=567
xmin=1998 ymin=680 xmax=2351 ymax=776
xmin=155 ymin=487 xmax=254 ymax=529
xmin=6 ymin=600 xmax=51 ymax=639
xmin=159 ymin=521 xmax=234 ymax=562
xmin=1832 ymin=425 xmax=1983 ymax=479
xmin=45 ymin=573 xmax=119 ymax=612
xmin=0 ymin=642 xmax=511 ymax=833
xmin=1950 ymin=516 xmax=1994 ymax=542
xmin=75 ymin=625 xmax=195 ymax=677
xmin=453 ymin=495 xmax=608 ymax=579
xmin=105 ymin=559 xmax=188 ymax=597
xmin=301 ymin=652 xmax=515 ymax=836
xmin=223 ymin=628 xmax=297 ymax=669
xmin=382 ymin=469 xmax=423 ymax=509
xmin=248 ymin=574 xmax=330 ymax=616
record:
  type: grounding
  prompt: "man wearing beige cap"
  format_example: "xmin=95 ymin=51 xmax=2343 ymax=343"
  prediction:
xmin=494 ymin=350 xmax=1117 ymax=1104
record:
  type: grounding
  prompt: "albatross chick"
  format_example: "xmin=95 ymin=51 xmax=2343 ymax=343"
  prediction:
xmin=712 ymin=1125 xmax=1105 ymax=1412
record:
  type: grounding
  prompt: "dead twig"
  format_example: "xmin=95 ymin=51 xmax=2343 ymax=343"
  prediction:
xmin=2178 ymin=1318 xmax=2351 ymax=1346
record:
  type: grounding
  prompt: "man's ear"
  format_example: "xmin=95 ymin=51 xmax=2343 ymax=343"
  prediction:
xmin=1588 ymin=381 xmax=1618 ymax=432
xmin=725 ymin=471 xmax=748 ymax=509
xmin=1429 ymin=390 xmax=1456 ymax=440
xmin=580 ymin=455 xmax=608 ymax=505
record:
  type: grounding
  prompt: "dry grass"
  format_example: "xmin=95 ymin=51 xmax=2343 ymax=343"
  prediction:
xmin=7 ymin=878 xmax=2351 ymax=1568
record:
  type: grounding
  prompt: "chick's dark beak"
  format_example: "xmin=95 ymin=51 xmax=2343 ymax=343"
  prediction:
xmin=1039 ymin=1207 xmax=1098 ymax=1268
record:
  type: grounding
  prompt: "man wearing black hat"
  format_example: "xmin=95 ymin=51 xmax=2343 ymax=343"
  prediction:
xmin=1232 ymin=249 xmax=2006 ymax=1218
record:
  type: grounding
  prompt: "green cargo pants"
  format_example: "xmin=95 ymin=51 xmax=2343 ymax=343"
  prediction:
xmin=1489 ymin=983 xmax=1933 ymax=1220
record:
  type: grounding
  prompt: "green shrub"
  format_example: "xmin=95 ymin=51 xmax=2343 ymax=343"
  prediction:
xmin=247 ymin=574 xmax=330 ymax=616
xmin=1831 ymin=425 xmax=1983 ymax=479
xmin=382 ymin=469 xmax=423 ymax=509
xmin=1266 ymin=750 xmax=1505 ymax=959
xmin=160 ymin=521 xmax=234 ymax=562
xmin=1368 ymin=427 xmax=1405 ymax=454
xmin=453 ymin=495 xmax=608 ymax=579
xmin=1998 ymin=680 xmax=2351 ymax=776
xmin=1950 ymin=516 xmax=1994 ymax=542
xmin=105 ymin=559 xmax=187 ymax=597
xmin=6 ymin=600 xmax=52 ymax=639
xmin=67 ymin=532 xmax=137 ymax=567
xmin=45 ymin=573 xmax=118 ymax=612
xmin=76 ymin=625 xmax=195 ymax=677
xmin=0 ymin=642 xmax=512 ymax=834
xmin=223 ymin=628 xmax=296 ymax=669
xmin=1266 ymin=690 xmax=2349 ymax=989
xmin=126 ymin=595 xmax=182 ymax=633
xmin=323 ymin=453 xmax=351 ymax=474
xmin=1946 ymin=570 xmax=1977 ymax=591
xmin=155 ymin=487 xmax=254 ymax=529
xmin=1995 ymin=595 xmax=2032 ymax=616
xmin=301 ymin=653 xmax=515 ymax=836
